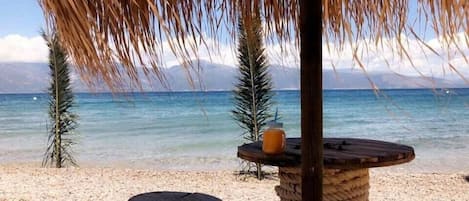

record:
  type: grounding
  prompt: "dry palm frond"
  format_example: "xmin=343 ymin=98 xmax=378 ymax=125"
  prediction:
xmin=39 ymin=0 xmax=469 ymax=90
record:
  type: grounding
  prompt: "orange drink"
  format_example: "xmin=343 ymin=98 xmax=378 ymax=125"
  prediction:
xmin=262 ymin=122 xmax=285 ymax=154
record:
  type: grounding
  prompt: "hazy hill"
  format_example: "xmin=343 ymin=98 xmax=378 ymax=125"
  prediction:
xmin=0 ymin=61 xmax=465 ymax=93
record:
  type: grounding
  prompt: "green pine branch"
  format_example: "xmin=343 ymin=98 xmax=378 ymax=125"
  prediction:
xmin=232 ymin=14 xmax=274 ymax=180
xmin=42 ymin=31 xmax=78 ymax=168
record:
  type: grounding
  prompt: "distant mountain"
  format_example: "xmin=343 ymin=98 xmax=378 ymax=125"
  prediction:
xmin=322 ymin=70 xmax=463 ymax=89
xmin=0 ymin=62 xmax=49 ymax=93
xmin=153 ymin=61 xmax=302 ymax=91
xmin=0 ymin=61 xmax=465 ymax=93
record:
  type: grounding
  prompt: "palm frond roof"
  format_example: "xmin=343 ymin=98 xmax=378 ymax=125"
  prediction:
xmin=39 ymin=0 xmax=469 ymax=89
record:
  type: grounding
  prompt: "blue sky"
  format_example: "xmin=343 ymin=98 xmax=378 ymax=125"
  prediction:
xmin=0 ymin=0 xmax=44 ymax=37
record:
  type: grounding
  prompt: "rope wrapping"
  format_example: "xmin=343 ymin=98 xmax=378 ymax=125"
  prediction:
xmin=276 ymin=167 xmax=370 ymax=201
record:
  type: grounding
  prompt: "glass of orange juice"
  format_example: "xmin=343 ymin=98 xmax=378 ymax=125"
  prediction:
xmin=262 ymin=121 xmax=285 ymax=154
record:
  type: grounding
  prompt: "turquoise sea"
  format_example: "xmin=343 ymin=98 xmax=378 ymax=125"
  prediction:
xmin=0 ymin=89 xmax=468 ymax=172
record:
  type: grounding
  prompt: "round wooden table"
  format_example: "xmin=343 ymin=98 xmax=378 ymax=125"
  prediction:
xmin=238 ymin=138 xmax=415 ymax=201
xmin=128 ymin=191 xmax=221 ymax=201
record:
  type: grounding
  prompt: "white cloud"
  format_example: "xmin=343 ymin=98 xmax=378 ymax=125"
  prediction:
xmin=0 ymin=34 xmax=48 ymax=62
xmin=266 ymin=32 xmax=469 ymax=81
xmin=157 ymin=32 xmax=468 ymax=81
xmin=1 ymin=32 xmax=467 ymax=81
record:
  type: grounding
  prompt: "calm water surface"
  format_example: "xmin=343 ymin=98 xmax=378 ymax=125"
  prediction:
xmin=0 ymin=89 xmax=468 ymax=172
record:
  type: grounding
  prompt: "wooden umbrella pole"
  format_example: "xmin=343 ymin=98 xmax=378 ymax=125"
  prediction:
xmin=300 ymin=0 xmax=323 ymax=200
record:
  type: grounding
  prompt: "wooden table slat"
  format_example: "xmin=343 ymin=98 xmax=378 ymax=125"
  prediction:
xmin=237 ymin=138 xmax=415 ymax=169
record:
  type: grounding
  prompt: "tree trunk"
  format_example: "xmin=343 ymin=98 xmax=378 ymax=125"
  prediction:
xmin=300 ymin=0 xmax=323 ymax=200
xmin=256 ymin=163 xmax=262 ymax=179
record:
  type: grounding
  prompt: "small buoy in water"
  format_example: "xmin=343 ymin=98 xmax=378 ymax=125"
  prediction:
xmin=33 ymin=97 xmax=37 ymax=100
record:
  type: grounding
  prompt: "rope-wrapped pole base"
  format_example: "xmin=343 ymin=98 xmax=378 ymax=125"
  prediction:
xmin=276 ymin=167 xmax=370 ymax=201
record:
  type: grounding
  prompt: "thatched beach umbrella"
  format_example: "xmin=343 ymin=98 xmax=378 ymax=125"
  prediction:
xmin=39 ymin=1 xmax=468 ymax=200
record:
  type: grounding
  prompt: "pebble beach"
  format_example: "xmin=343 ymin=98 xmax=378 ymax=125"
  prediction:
xmin=0 ymin=165 xmax=467 ymax=201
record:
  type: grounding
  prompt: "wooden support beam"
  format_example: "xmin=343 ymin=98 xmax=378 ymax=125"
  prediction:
xmin=300 ymin=0 xmax=323 ymax=200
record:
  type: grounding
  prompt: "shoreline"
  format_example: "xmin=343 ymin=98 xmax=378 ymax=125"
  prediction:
xmin=2 ymin=156 xmax=469 ymax=174
xmin=0 ymin=165 xmax=467 ymax=201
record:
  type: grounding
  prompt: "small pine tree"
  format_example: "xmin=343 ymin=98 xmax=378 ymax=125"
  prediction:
xmin=232 ymin=14 xmax=274 ymax=180
xmin=42 ymin=31 xmax=78 ymax=168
